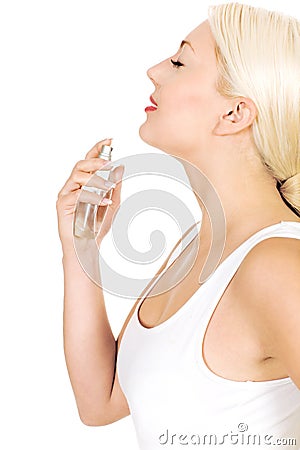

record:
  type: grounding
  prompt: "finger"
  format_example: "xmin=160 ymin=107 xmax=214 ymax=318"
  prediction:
xmin=72 ymin=161 xmax=122 ymax=193
xmin=85 ymin=175 xmax=116 ymax=191
xmin=58 ymin=178 xmax=81 ymax=197
xmin=106 ymin=165 xmax=125 ymax=208
xmin=68 ymin=170 xmax=116 ymax=193
xmin=109 ymin=165 xmax=125 ymax=194
xmin=58 ymin=138 xmax=113 ymax=200
xmin=74 ymin=158 xmax=113 ymax=175
xmin=56 ymin=190 xmax=80 ymax=215
xmin=57 ymin=188 xmax=112 ymax=219
xmin=109 ymin=164 xmax=124 ymax=184
xmin=58 ymin=162 xmax=115 ymax=198
xmin=84 ymin=138 xmax=113 ymax=160
xmin=78 ymin=189 xmax=113 ymax=206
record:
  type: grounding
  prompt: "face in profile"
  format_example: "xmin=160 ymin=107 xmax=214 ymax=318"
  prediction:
xmin=139 ymin=20 xmax=228 ymax=161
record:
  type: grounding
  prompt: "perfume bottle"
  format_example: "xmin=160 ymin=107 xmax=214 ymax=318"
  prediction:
xmin=73 ymin=144 xmax=113 ymax=239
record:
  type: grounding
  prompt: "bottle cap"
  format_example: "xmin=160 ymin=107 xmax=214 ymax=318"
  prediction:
xmin=99 ymin=144 xmax=113 ymax=161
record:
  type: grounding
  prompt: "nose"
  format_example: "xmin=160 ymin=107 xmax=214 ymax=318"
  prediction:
xmin=147 ymin=63 xmax=160 ymax=88
xmin=147 ymin=55 xmax=170 ymax=84
xmin=147 ymin=56 xmax=170 ymax=88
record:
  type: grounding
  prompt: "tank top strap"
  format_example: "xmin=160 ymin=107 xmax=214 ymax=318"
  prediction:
xmin=136 ymin=220 xmax=202 ymax=308
xmin=200 ymin=220 xmax=300 ymax=321
xmin=165 ymin=220 xmax=202 ymax=267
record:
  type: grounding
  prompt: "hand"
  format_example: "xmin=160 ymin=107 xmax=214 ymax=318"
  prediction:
xmin=56 ymin=138 xmax=124 ymax=252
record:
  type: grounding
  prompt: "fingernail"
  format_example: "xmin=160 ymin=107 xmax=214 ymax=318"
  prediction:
xmin=100 ymin=198 xmax=112 ymax=205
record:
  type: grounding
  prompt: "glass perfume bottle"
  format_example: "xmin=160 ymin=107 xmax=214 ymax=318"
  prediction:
xmin=73 ymin=144 xmax=113 ymax=239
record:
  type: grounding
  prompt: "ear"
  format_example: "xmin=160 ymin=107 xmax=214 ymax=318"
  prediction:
xmin=213 ymin=98 xmax=257 ymax=136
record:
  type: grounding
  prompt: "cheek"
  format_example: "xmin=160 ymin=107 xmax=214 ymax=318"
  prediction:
xmin=140 ymin=77 xmax=216 ymax=150
xmin=140 ymin=101 xmax=204 ymax=153
xmin=160 ymin=84 xmax=210 ymax=134
xmin=166 ymin=75 xmax=208 ymax=113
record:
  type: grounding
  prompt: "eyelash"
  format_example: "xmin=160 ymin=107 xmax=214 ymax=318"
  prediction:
xmin=170 ymin=58 xmax=184 ymax=68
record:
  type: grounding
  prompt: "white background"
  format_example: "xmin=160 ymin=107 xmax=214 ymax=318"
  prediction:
xmin=1 ymin=1 xmax=299 ymax=449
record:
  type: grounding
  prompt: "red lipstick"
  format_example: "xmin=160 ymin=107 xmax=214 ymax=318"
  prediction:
xmin=150 ymin=95 xmax=158 ymax=106
xmin=145 ymin=95 xmax=158 ymax=113
xmin=145 ymin=106 xmax=157 ymax=112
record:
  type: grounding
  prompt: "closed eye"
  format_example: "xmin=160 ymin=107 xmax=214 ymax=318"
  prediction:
xmin=170 ymin=58 xmax=184 ymax=68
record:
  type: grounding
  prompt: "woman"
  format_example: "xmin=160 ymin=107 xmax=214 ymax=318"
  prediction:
xmin=56 ymin=3 xmax=300 ymax=448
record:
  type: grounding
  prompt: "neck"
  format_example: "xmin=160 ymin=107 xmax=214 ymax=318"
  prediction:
xmin=180 ymin=147 xmax=293 ymax=244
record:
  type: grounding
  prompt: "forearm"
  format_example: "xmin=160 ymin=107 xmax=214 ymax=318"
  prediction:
xmin=62 ymin=245 xmax=116 ymax=423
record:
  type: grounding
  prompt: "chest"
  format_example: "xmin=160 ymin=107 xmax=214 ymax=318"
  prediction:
xmin=137 ymin=238 xmax=282 ymax=381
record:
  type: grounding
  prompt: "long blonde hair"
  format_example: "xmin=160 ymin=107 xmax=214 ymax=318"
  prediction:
xmin=208 ymin=2 xmax=300 ymax=216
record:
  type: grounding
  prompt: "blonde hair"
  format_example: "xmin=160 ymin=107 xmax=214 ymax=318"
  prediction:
xmin=208 ymin=2 xmax=300 ymax=216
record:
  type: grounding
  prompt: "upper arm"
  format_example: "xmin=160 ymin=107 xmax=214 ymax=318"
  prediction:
xmin=234 ymin=237 xmax=300 ymax=388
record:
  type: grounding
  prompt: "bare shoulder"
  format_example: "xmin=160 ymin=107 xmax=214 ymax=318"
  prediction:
xmin=237 ymin=235 xmax=300 ymax=288
xmin=231 ymin=236 xmax=300 ymax=388
xmin=233 ymin=235 xmax=300 ymax=307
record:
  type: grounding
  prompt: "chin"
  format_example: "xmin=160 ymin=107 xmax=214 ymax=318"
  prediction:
xmin=139 ymin=125 xmax=187 ymax=159
xmin=139 ymin=121 xmax=161 ymax=150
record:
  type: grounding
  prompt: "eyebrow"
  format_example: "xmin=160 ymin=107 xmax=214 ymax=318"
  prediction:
xmin=180 ymin=40 xmax=195 ymax=52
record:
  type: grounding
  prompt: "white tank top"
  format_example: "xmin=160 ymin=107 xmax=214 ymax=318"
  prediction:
xmin=117 ymin=221 xmax=300 ymax=449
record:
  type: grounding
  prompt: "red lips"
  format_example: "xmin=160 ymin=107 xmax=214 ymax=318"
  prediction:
xmin=145 ymin=106 xmax=157 ymax=112
xmin=150 ymin=95 xmax=158 ymax=106
xmin=145 ymin=95 xmax=158 ymax=113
